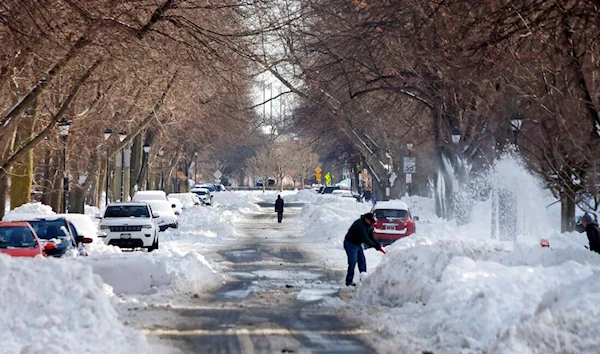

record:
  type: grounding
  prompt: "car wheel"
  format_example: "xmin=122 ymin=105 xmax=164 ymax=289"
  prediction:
xmin=148 ymin=234 xmax=158 ymax=252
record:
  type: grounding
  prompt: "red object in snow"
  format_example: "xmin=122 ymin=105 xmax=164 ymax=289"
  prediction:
xmin=540 ymin=239 xmax=550 ymax=248
xmin=379 ymin=248 xmax=387 ymax=254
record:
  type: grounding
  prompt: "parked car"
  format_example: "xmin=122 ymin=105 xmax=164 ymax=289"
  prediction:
xmin=14 ymin=217 xmax=83 ymax=257
xmin=215 ymin=184 xmax=227 ymax=192
xmin=146 ymin=200 xmax=178 ymax=231
xmin=98 ymin=202 xmax=159 ymax=251
xmin=321 ymin=186 xmax=341 ymax=194
xmin=196 ymin=183 xmax=217 ymax=193
xmin=55 ymin=214 xmax=97 ymax=256
xmin=331 ymin=189 xmax=358 ymax=200
xmin=190 ymin=187 xmax=212 ymax=205
xmin=255 ymin=178 xmax=276 ymax=187
xmin=167 ymin=197 xmax=184 ymax=215
xmin=371 ymin=201 xmax=418 ymax=246
xmin=133 ymin=190 xmax=168 ymax=202
xmin=0 ymin=221 xmax=55 ymax=257
xmin=168 ymin=193 xmax=201 ymax=208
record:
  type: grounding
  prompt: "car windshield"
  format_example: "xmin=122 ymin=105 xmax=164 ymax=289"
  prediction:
xmin=0 ymin=226 xmax=37 ymax=248
xmin=324 ymin=187 xmax=339 ymax=193
xmin=105 ymin=205 xmax=150 ymax=218
xmin=27 ymin=220 xmax=69 ymax=240
xmin=374 ymin=209 xmax=409 ymax=219
xmin=193 ymin=190 xmax=207 ymax=196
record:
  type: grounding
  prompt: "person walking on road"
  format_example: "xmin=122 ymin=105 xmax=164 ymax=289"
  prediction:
xmin=275 ymin=195 xmax=285 ymax=223
xmin=343 ymin=213 xmax=382 ymax=286
xmin=582 ymin=213 xmax=600 ymax=253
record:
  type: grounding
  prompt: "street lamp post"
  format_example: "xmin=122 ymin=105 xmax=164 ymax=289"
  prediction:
xmin=58 ymin=118 xmax=71 ymax=213
xmin=406 ymin=142 xmax=414 ymax=196
xmin=194 ymin=152 xmax=198 ymax=184
xmin=158 ymin=149 xmax=164 ymax=190
xmin=104 ymin=129 xmax=112 ymax=206
xmin=511 ymin=113 xmax=524 ymax=146
xmin=143 ymin=143 xmax=151 ymax=190
xmin=118 ymin=132 xmax=127 ymax=201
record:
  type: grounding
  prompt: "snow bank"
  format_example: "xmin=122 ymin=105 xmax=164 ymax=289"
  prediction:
xmin=347 ymin=155 xmax=600 ymax=353
xmin=2 ymin=202 xmax=55 ymax=221
xmin=0 ymin=254 xmax=149 ymax=354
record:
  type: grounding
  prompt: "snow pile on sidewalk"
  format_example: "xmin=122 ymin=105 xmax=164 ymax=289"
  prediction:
xmin=349 ymin=156 xmax=600 ymax=353
xmin=2 ymin=202 xmax=55 ymax=221
xmin=0 ymin=255 xmax=149 ymax=354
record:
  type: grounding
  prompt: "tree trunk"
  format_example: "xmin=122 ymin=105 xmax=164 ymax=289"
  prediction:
xmin=49 ymin=168 xmax=62 ymax=213
xmin=68 ymin=185 xmax=86 ymax=214
xmin=40 ymin=150 xmax=53 ymax=205
xmin=130 ymin=134 xmax=142 ymax=196
xmin=0 ymin=175 xmax=7 ymax=219
xmin=560 ymin=190 xmax=576 ymax=233
xmin=10 ymin=99 xmax=38 ymax=209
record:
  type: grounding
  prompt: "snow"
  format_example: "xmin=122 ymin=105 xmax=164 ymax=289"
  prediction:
xmin=372 ymin=200 xmax=409 ymax=211
xmin=0 ymin=254 xmax=149 ymax=354
xmin=319 ymin=155 xmax=600 ymax=354
xmin=2 ymin=162 xmax=600 ymax=354
xmin=2 ymin=202 xmax=55 ymax=221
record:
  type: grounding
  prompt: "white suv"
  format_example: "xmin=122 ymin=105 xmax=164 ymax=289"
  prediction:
xmin=98 ymin=202 xmax=159 ymax=251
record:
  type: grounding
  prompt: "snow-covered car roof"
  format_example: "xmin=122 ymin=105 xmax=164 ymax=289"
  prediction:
xmin=190 ymin=187 xmax=210 ymax=192
xmin=132 ymin=190 xmax=167 ymax=201
xmin=372 ymin=201 xmax=409 ymax=211
xmin=107 ymin=202 xmax=149 ymax=207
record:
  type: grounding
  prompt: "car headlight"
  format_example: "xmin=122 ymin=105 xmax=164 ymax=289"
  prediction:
xmin=100 ymin=225 xmax=110 ymax=230
xmin=142 ymin=225 xmax=153 ymax=229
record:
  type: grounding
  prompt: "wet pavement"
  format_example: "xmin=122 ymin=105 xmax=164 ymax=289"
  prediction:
xmin=143 ymin=203 xmax=377 ymax=354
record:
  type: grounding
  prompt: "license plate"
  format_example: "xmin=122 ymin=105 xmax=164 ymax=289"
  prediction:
xmin=120 ymin=233 xmax=131 ymax=239
xmin=386 ymin=225 xmax=396 ymax=230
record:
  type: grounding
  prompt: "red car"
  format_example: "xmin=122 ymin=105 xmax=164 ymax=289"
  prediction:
xmin=0 ymin=221 xmax=55 ymax=258
xmin=372 ymin=201 xmax=418 ymax=246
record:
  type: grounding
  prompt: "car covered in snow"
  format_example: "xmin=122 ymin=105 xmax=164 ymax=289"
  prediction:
xmin=0 ymin=221 xmax=56 ymax=257
xmin=167 ymin=193 xmax=201 ymax=208
xmin=167 ymin=197 xmax=184 ymax=215
xmin=132 ymin=190 xmax=168 ymax=202
xmin=190 ymin=187 xmax=212 ymax=205
xmin=98 ymin=202 xmax=159 ymax=251
xmin=371 ymin=201 xmax=418 ymax=246
xmin=146 ymin=200 xmax=178 ymax=231
xmin=5 ymin=216 xmax=86 ymax=257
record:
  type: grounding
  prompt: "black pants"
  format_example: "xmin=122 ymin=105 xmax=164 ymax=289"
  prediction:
xmin=277 ymin=211 xmax=283 ymax=223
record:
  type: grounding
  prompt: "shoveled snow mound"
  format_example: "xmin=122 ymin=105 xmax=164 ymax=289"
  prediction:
xmin=355 ymin=236 xmax=508 ymax=306
xmin=2 ymin=202 xmax=55 ymax=221
xmin=354 ymin=235 xmax=600 ymax=353
xmin=0 ymin=254 xmax=149 ymax=354
xmin=86 ymin=248 xmax=223 ymax=296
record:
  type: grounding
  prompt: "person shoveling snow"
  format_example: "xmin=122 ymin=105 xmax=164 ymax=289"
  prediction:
xmin=343 ymin=212 xmax=384 ymax=287
xmin=582 ymin=213 xmax=600 ymax=254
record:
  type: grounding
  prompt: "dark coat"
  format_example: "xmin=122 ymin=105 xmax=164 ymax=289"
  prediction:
xmin=275 ymin=198 xmax=284 ymax=213
xmin=344 ymin=218 xmax=381 ymax=249
xmin=585 ymin=222 xmax=600 ymax=253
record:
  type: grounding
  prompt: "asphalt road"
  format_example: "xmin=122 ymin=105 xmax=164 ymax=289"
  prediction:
xmin=144 ymin=202 xmax=377 ymax=354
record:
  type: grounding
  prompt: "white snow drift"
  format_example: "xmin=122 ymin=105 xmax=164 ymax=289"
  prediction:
xmin=0 ymin=254 xmax=150 ymax=354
